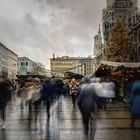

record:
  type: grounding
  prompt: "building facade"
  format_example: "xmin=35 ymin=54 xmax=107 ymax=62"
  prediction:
xmin=0 ymin=43 xmax=8 ymax=77
xmin=0 ymin=43 xmax=18 ymax=78
xmin=102 ymin=0 xmax=137 ymax=45
xmin=50 ymin=56 xmax=95 ymax=77
xmin=18 ymin=57 xmax=36 ymax=75
xmin=93 ymin=25 xmax=104 ymax=71
xmin=8 ymin=49 xmax=18 ymax=79
xmin=129 ymin=10 xmax=140 ymax=62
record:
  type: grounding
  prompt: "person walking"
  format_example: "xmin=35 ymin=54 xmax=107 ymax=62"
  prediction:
xmin=42 ymin=78 xmax=54 ymax=120
xmin=129 ymin=79 xmax=140 ymax=126
xmin=77 ymin=77 xmax=101 ymax=136
xmin=69 ymin=78 xmax=79 ymax=107
xmin=0 ymin=76 xmax=11 ymax=130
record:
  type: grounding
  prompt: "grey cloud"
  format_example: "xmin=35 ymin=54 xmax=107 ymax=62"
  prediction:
xmin=0 ymin=0 xmax=139 ymax=68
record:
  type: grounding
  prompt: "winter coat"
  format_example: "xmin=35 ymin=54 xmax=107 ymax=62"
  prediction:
xmin=77 ymin=83 xmax=99 ymax=114
xmin=69 ymin=83 xmax=79 ymax=96
xmin=42 ymin=81 xmax=54 ymax=103
xmin=129 ymin=80 xmax=140 ymax=114
xmin=31 ymin=86 xmax=42 ymax=103
xmin=55 ymin=79 xmax=64 ymax=95
xmin=20 ymin=86 xmax=34 ymax=103
xmin=101 ymin=82 xmax=116 ymax=98
xmin=90 ymin=82 xmax=104 ymax=97
xmin=0 ymin=81 xmax=11 ymax=106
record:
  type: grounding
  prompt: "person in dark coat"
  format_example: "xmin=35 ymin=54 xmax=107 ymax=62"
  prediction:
xmin=0 ymin=76 xmax=11 ymax=130
xmin=63 ymin=81 xmax=70 ymax=97
xmin=42 ymin=78 xmax=54 ymax=120
xmin=55 ymin=79 xmax=64 ymax=98
xmin=77 ymin=77 xmax=100 ymax=135
xmin=129 ymin=80 xmax=140 ymax=126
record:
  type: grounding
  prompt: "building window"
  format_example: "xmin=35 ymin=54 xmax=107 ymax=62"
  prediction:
xmin=2 ymin=54 xmax=8 ymax=60
xmin=2 ymin=66 xmax=8 ymax=72
xmin=26 ymin=62 xmax=28 ymax=66
xmin=2 ymin=60 xmax=8 ymax=66
xmin=21 ymin=62 xmax=25 ymax=66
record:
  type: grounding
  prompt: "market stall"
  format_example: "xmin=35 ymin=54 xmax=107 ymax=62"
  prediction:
xmin=95 ymin=61 xmax=140 ymax=100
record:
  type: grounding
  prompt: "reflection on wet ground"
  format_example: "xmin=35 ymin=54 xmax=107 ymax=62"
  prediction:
xmin=0 ymin=95 xmax=140 ymax=140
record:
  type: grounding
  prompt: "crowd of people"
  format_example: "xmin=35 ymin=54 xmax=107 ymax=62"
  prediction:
xmin=0 ymin=75 xmax=140 ymax=135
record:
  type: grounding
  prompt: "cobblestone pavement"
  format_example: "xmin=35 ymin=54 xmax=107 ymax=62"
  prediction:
xmin=0 ymin=95 xmax=140 ymax=140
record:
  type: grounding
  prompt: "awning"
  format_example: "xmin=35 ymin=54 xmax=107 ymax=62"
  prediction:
xmin=64 ymin=71 xmax=84 ymax=79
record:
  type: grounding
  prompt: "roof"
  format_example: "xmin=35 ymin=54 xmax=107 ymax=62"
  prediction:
xmin=64 ymin=71 xmax=84 ymax=79
xmin=0 ymin=42 xmax=18 ymax=56
xmin=50 ymin=56 xmax=95 ymax=60
xmin=18 ymin=57 xmax=36 ymax=64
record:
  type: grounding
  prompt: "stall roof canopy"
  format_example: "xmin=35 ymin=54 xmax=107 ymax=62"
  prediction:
xmin=101 ymin=61 xmax=140 ymax=68
xmin=16 ymin=75 xmax=48 ymax=78
xmin=95 ymin=61 xmax=140 ymax=77
xmin=64 ymin=71 xmax=84 ymax=79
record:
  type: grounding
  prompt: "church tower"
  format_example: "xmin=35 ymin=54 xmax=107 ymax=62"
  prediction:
xmin=94 ymin=25 xmax=103 ymax=57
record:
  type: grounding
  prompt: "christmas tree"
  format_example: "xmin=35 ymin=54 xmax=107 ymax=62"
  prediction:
xmin=106 ymin=18 xmax=135 ymax=62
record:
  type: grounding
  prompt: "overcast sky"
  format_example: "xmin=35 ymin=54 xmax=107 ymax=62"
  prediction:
xmin=0 ymin=0 xmax=139 ymax=68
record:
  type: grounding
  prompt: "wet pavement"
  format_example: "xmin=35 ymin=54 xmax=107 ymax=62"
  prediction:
xmin=1 ymin=95 xmax=140 ymax=140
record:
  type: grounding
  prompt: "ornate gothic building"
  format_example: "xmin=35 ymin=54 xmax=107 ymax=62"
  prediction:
xmin=129 ymin=10 xmax=140 ymax=61
xmin=94 ymin=25 xmax=103 ymax=57
xmin=93 ymin=25 xmax=104 ymax=69
xmin=102 ymin=0 xmax=138 ymax=45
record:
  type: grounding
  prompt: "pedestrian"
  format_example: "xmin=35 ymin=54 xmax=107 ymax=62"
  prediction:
xmin=55 ymin=79 xmax=64 ymax=102
xmin=12 ymin=80 xmax=17 ymax=94
xmin=31 ymin=84 xmax=42 ymax=120
xmin=90 ymin=77 xmax=106 ymax=110
xmin=129 ymin=79 xmax=140 ymax=126
xmin=69 ymin=78 xmax=79 ymax=107
xmin=20 ymin=83 xmax=34 ymax=111
xmin=101 ymin=78 xmax=116 ymax=102
xmin=0 ymin=76 xmax=11 ymax=130
xmin=77 ymin=76 xmax=101 ymax=135
xmin=63 ymin=80 xmax=70 ymax=97
xmin=42 ymin=78 xmax=54 ymax=120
